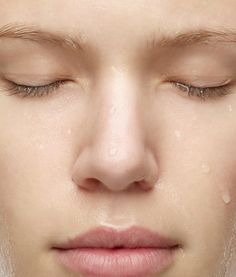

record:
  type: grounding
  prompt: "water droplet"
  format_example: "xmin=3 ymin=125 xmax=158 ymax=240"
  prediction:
xmin=174 ymin=130 xmax=181 ymax=140
xmin=218 ymin=184 xmax=231 ymax=205
xmin=108 ymin=147 xmax=118 ymax=156
xmin=201 ymin=163 xmax=210 ymax=174
xmin=109 ymin=106 xmax=117 ymax=115
xmin=222 ymin=191 xmax=231 ymax=204
xmin=67 ymin=129 xmax=72 ymax=135
xmin=228 ymin=105 xmax=233 ymax=112
xmin=38 ymin=143 xmax=44 ymax=150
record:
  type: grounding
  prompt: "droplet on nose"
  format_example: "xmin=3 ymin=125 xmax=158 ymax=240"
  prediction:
xmin=109 ymin=106 xmax=117 ymax=115
xmin=108 ymin=147 xmax=118 ymax=157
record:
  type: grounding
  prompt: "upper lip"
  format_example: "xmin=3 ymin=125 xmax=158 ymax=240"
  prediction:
xmin=53 ymin=226 xmax=179 ymax=250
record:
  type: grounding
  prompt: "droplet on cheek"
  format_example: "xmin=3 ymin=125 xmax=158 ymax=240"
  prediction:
xmin=174 ymin=130 xmax=181 ymax=141
xmin=66 ymin=128 xmax=72 ymax=135
xmin=201 ymin=163 xmax=211 ymax=174
xmin=37 ymin=143 xmax=44 ymax=150
xmin=222 ymin=191 xmax=231 ymax=204
xmin=218 ymin=183 xmax=231 ymax=205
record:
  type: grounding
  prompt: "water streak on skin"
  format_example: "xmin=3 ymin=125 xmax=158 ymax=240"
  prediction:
xmin=218 ymin=217 xmax=236 ymax=277
xmin=0 ymin=214 xmax=15 ymax=277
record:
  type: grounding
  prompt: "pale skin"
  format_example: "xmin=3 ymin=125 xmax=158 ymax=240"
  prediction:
xmin=0 ymin=0 xmax=236 ymax=276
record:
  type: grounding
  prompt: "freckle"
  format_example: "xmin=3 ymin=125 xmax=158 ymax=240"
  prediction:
xmin=201 ymin=163 xmax=211 ymax=174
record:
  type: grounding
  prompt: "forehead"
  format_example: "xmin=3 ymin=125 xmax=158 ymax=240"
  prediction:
xmin=0 ymin=0 xmax=236 ymax=51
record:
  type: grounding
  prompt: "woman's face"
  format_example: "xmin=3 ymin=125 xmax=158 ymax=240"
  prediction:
xmin=1 ymin=0 xmax=236 ymax=276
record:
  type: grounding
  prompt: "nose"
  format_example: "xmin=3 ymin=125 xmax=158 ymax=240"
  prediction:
xmin=72 ymin=73 xmax=159 ymax=192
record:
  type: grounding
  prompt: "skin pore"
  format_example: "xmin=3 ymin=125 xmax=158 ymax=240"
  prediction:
xmin=1 ymin=0 xmax=236 ymax=276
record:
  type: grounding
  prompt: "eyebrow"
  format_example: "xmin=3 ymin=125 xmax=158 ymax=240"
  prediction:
xmin=0 ymin=23 xmax=236 ymax=52
xmin=147 ymin=28 xmax=236 ymax=49
xmin=0 ymin=23 xmax=84 ymax=51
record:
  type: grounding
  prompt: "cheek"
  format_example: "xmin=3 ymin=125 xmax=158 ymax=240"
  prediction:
xmin=154 ymin=98 xmax=236 ymax=272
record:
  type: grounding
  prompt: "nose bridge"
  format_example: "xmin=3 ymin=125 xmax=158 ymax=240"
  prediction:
xmin=92 ymin=70 xmax=146 ymax=184
xmin=98 ymin=72 xmax=142 ymax=156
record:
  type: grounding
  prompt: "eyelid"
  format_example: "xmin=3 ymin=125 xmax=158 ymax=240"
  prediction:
xmin=3 ymin=73 xmax=71 ymax=85
xmin=165 ymin=75 xmax=232 ymax=87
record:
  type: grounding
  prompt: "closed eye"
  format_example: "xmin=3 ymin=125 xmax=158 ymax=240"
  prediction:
xmin=5 ymin=79 xmax=68 ymax=98
xmin=171 ymin=81 xmax=231 ymax=100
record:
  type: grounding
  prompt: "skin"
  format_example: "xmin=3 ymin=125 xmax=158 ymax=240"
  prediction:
xmin=0 ymin=0 xmax=236 ymax=276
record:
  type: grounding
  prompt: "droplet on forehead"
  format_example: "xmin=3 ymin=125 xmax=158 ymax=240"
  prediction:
xmin=228 ymin=105 xmax=233 ymax=112
xmin=201 ymin=163 xmax=211 ymax=174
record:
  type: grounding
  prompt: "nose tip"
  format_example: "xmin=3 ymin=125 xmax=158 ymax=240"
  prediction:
xmin=72 ymin=145 xmax=159 ymax=192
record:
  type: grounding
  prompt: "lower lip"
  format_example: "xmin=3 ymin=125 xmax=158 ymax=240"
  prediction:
xmin=54 ymin=247 xmax=178 ymax=277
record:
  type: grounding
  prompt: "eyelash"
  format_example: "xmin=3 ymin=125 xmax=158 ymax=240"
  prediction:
xmin=4 ymin=79 xmax=231 ymax=100
xmin=6 ymin=79 xmax=67 ymax=98
xmin=171 ymin=81 xmax=230 ymax=100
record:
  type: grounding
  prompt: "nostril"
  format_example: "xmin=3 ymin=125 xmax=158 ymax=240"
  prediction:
xmin=138 ymin=180 xmax=154 ymax=191
xmin=77 ymin=178 xmax=101 ymax=191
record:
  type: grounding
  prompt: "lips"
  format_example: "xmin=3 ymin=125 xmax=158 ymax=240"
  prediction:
xmin=53 ymin=226 xmax=180 ymax=277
